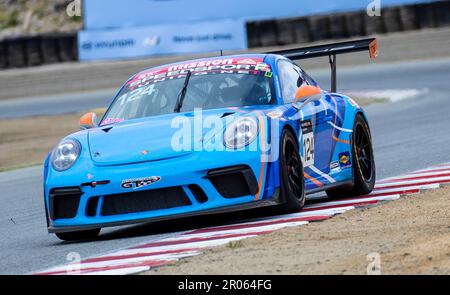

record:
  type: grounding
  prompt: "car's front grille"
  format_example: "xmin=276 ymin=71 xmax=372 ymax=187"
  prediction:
xmin=188 ymin=184 xmax=208 ymax=203
xmin=101 ymin=187 xmax=192 ymax=216
xmin=206 ymin=165 xmax=259 ymax=198
xmin=86 ymin=196 xmax=99 ymax=217
xmin=49 ymin=187 xmax=82 ymax=219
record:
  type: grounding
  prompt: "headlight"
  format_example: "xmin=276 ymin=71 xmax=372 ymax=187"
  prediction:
xmin=224 ymin=117 xmax=259 ymax=149
xmin=51 ymin=139 xmax=81 ymax=171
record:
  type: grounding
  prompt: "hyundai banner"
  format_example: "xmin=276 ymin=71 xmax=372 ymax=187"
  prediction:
xmin=78 ymin=20 xmax=247 ymax=61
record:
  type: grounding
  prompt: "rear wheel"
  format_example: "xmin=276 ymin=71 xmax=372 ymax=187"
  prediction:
xmin=55 ymin=229 xmax=100 ymax=242
xmin=278 ymin=129 xmax=306 ymax=212
xmin=326 ymin=114 xmax=375 ymax=198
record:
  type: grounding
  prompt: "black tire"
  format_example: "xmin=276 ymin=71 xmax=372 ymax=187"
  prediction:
xmin=278 ymin=129 xmax=306 ymax=212
xmin=55 ymin=229 xmax=101 ymax=242
xmin=326 ymin=113 xmax=376 ymax=198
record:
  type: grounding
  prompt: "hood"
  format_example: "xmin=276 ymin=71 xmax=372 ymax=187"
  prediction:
xmin=88 ymin=108 xmax=260 ymax=166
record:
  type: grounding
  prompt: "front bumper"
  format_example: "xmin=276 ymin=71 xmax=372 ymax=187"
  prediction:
xmin=44 ymin=150 xmax=273 ymax=233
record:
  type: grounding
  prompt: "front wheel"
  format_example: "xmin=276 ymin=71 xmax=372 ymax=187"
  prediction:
xmin=278 ymin=129 xmax=306 ymax=212
xmin=326 ymin=114 xmax=376 ymax=198
xmin=55 ymin=228 xmax=100 ymax=241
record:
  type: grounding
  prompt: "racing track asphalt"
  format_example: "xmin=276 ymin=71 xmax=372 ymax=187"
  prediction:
xmin=0 ymin=57 xmax=450 ymax=274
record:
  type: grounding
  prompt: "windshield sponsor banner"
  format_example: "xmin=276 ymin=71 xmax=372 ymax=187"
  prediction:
xmin=78 ymin=20 xmax=247 ymax=61
xmin=127 ymin=58 xmax=272 ymax=90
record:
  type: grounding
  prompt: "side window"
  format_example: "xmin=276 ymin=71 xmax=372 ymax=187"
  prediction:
xmin=278 ymin=60 xmax=303 ymax=103
xmin=300 ymin=69 xmax=318 ymax=87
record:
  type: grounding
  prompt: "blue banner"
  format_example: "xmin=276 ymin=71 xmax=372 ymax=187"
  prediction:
xmin=78 ymin=20 xmax=247 ymax=61
xmin=84 ymin=0 xmax=436 ymax=30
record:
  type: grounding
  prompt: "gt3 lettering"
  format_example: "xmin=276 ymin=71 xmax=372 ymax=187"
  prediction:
xmin=121 ymin=176 xmax=161 ymax=189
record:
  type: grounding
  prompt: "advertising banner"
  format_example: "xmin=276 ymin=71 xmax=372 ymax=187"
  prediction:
xmin=78 ymin=20 xmax=247 ymax=61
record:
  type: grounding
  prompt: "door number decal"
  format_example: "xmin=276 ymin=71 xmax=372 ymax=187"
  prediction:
xmin=301 ymin=120 xmax=314 ymax=167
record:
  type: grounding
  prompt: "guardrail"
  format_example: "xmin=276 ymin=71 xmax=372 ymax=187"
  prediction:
xmin=0 ymin=1 xmax=449 ymax=69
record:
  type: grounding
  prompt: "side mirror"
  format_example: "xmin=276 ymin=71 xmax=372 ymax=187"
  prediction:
xmin=79 ymin=112 xmax=98 ymax=130
xmin=292 ymin=85 xmax=322 ymax=110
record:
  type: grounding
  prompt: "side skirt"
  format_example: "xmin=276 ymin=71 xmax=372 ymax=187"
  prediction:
xmin=306 ymin=180 xmax=353 ymax=195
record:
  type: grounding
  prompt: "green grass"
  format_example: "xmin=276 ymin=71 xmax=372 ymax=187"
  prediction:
xmin=0 ymin=10 xmax=18 ymax=30
xmin=227 ymin=240 xmax=243 ymax=249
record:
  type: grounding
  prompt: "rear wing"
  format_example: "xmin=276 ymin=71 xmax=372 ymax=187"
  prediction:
xmin=267 ymin=38 xmax=378 ymax=92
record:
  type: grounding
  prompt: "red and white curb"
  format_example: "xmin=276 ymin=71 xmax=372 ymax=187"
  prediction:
xmin=33 ymin=163 xmax=450 ymax=275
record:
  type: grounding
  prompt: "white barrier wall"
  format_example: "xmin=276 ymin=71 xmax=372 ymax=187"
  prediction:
xmin=83 ymin=0 xmax=435 ymax=29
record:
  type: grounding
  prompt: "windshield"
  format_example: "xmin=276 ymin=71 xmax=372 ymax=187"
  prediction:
xmin=101 ymin=58 xmax=275 ymax=125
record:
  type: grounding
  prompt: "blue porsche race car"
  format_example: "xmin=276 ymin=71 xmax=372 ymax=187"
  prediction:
xmin=44 ymin=39 xmax=378 ymax=241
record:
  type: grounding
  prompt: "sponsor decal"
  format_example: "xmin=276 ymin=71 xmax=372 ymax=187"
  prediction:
xmin=255 ymin=62 xmax=270 ymax=71
xmin=330 ymin=161 xmax=341 ymax=173
xmin=301 ymin=119 xmax=313 ymax=134
xmin=143 ymin=36 xmax=160 ymax=47
xmin=128 ymin=57 xmax=272 ymax=90
xmin=121 ymin=176 xmax=161 ymax=189
xmin=267 ymin=110 xmax=284 ymax=119
xmin=339 ymin=151 xmax=352 ymax=169
xmin=167 ymin=58 xmax=235 ymax=72
xmin=101 ymin=118 xmax=125 ymax=126
xmin=330 ymin=161 xmax=339 ymax=170
xmin=237 ymin=58 xmax=258 ymax=65
xmin=81 ymin=39 xmax=136 ymax=51
xmin=301 ymin=120 xmax=314 ymax=167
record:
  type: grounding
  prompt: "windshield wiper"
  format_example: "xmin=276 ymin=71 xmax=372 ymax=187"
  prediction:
xmin=174 ymin=71 xmax=192 ymax=113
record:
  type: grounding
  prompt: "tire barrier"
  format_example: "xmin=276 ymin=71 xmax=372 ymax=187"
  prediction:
xmin=25 ymin=36 xmax=43 ymax=67
xmin=58 ymin=34 xmax=78 ymax=62
xmin=40 ymin=35 xmax=61 ymax=64
xmin=415 ymin=3 xmax=438 ymax=28
xmin=6 ymin=38 xmax=27 ymax=68
xmin=0 ymin=1 xmax=449 ymax=69
xmin=258 ymin=20 xmax=278 ymax=47
xmin=383 ymin=7 xmax=403 ymax=33
xmin=291 ymin=18 xmax=311 ymax=44
xmin=276 ymin=19 xmax=297 ymax=46
xmin=309 ymin=15 xmax=331 ymax=41
xmin=246 ymin=0 xmax=450 ymax=48
xmin=345 ymin=11 xmax=366 ymax=37
xmin=329 ymin=14 xmax=349 ymax=39
xmin=399 ymin=6 xmax=419 ymax=31
xmin=434 ymin=0 xmax=450 ymax=27
xmin=0 ymin=33 xmax=78 ymax=69
xmin=0 ymin=41 xmax=8 ymax=69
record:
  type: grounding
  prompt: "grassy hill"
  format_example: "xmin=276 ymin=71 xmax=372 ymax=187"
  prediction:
xmin=0 ymin=0 xmax=82 ymax=39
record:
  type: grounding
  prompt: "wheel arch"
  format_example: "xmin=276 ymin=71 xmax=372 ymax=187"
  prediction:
xmin=337 ymin=93 xmax=372 ymax=138
xmin=354 ymin=110 xmax=373 ymax=140
xmin=281 ymin=122 xmax=299 ymax=144
xmin=263 ymin=120 xmax=300 ymax=202
xmin=356 ymin=110 xmax=370 ymax=126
